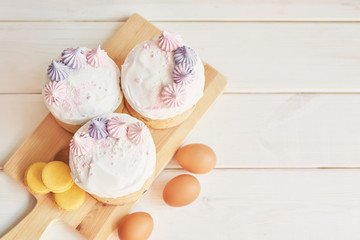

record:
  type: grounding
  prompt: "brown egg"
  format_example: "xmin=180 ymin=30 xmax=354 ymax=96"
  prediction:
xmin=163 ymin=174 xmax=200 ymax=207
xmin=176 ymin=144 xmax=216 ymax=174
xmin=118 ymin=212 xmax=153 ymax=240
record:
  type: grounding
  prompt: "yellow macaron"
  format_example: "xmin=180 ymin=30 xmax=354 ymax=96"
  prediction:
xmin=42 ymin=161 xmax=74 ymax=193
xmin=24 ymin=162 xmax=50 ymax=194
xmin=54 ymin=184 xmax=86 ymax=211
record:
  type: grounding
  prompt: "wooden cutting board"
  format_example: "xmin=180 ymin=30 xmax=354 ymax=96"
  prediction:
xmin=2 ymin=13 xmax=227 ymax=240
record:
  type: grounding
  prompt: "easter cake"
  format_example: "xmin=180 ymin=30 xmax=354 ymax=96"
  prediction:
xmin=121 ymin=31 xmax=205 ymax=129
xmin=42 ymin=46 xmax=123 ymax=133
xmin=69 ymin=113 xmax=156 ymax=205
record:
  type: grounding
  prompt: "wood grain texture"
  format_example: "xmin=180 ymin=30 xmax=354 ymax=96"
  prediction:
xmin=0 ymin=1 xmax=359 ymax=239
xmin=0 ymin=0 xmax=359 ymax=21
xmin=3 ymin=93 xmax=360 ymax=169
xmin=124 ymin=169 xmax=360 ymax=240
xmin=4 ymin=168 xmax=360 ymax=240
xmin=1 ymin=14 xmax=227 ymax=240
xmin=1 ymin=22 xmax=360 ymax=93
xmin=0 ymin=95 xmax=48 ymax=167
xmin=171 ymin=93 xmax=360 ymax=168
xmin=40 ymin=220 xmax=87 ymax=240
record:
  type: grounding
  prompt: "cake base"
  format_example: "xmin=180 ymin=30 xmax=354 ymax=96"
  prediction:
xmin=90 ymin=174 xmax=154 ymax=206
xmin=125 ymin=99 xmax=195 ymax=129
xmin=55 ymin=100 xmax=124 ymax=133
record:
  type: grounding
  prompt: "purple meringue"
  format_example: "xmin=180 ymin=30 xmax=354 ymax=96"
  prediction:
xmin=89 ymin=117 xmax=109 ymax=140
xmin=61 ymin=47 xmax=87 ymax=69
xmin=47 ymin=60 xmax=70 ymax=82
xmin=172 ymin=63 xmax=195 ymax=85
xmin=174 ymin=46 xmax=198 ymax=66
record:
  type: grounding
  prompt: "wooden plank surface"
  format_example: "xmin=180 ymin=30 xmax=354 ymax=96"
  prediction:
xmin=0 ymin=1 xmax=359 ymax=240
xmin=3 ymin=169 xmax=360 ymax=240
xmin=1 ymin=22 xmax=360 ymax=94
xmin=0 ymin=0 xmax=360 ymax=21
xmin=128 ymin=169 xmax=360 ymax=240
xmin=41 ymin=220 xmax=87 ymax=240
xmin=171 ymin=93 xmax=360 ymax=168
xmin=0 ymin=172 xmax=36 ymax=238
xmin=1 ymin=14 xmax=227 ymax=240
xmin=2 ymin=93 xmax=360 ymax=169
xmin=0 ymin=95 xmax=48 ymax=167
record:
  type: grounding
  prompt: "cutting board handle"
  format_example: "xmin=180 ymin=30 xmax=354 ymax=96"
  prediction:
xmin=2 ymin=198 xmax=59 ymax=240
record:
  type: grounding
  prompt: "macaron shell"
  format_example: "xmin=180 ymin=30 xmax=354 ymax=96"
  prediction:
xmin=50 ymin=180 xmax=74 ymax=194
xmin=42 ymin=161 xmax=74 ymax=193
xmin=54 ymin=184 xmax=86 ymax=211
xmin=24 ymin=162 xmax=50 ymax=194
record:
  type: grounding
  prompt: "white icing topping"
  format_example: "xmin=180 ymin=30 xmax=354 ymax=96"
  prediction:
xmin=69 ymin=113 xmax=156 ymax=198
xmin=121 ymin=38 xmax=205 ymax=120
xmin=42 ymin=48 xmax=122 ymax=125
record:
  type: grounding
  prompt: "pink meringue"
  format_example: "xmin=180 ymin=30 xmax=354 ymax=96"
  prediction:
xmin=86 ymin=45 xmax=109 ymax=68
xmin=161 ymin=83 xmax=186 ymax=108
xmin=44 ymin=81 xmax=66 ymax=105
xmin=70 ymin=132 xmax=93 ymax=156
xmin=61 ymin=47 xmax=87 ymax=69
xmin=107 ymin=117 xmax=127 ymax=139
xmin=172 ymin=63 xmax=195 ymax=85
xmin=127 ymin=122 xmax=149 ymax=145
xmin=158 ymin=31 xmax=183 ymax=52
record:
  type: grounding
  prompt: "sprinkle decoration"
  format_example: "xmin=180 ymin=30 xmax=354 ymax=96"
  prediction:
xmin=172 ymin=63 xmax=195 ymax=85
xmin=174 ymin=46 xmax=198 ymax=66
xmin=127 ymin=122 xmax=149 ymax=145
xmin=61 ymin=47 xmax=87 ymax=69
xmin=47 ymin=60 xmax=70 ymax=82
xmin=89 ymin=117 xmax=109 ymax=140
xmin=44 ymin=81 xmax=66 ymax=105
xmin=107 ymin=117 xmax=127 ymax=139
xmin=78 ymin=156 xmax=91 ymax=169
xmin=161 ymin=83 xmax=186 ymax=108
xmin=86 ymin=45 xmax=109 ymax=68
xmin=70 ymin=132 xmax=93 ymax=156
xmin=158 ymin=31 xmax=183 ymax=52
xmin=143 ymin=42 xmax=151 ymax=49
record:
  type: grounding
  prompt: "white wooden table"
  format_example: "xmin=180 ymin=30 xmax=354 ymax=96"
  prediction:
xmin=1 ymin=1 xmax=360 ymax=239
